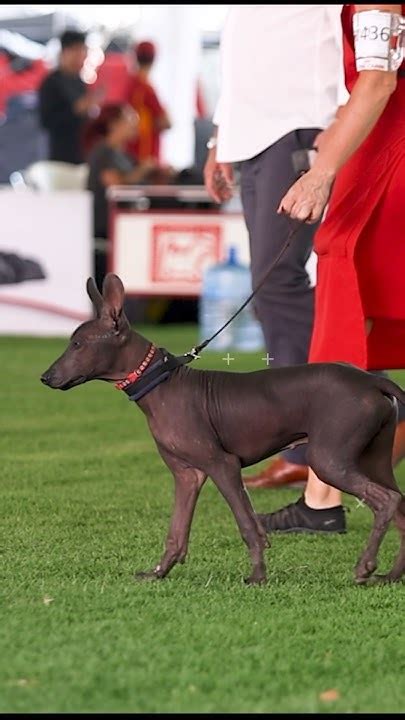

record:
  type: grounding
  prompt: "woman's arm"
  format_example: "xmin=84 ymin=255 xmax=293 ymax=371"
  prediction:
xmin=279 ymin=3 xmax=402 ymax=223
xmin=100 ymin=160 xmax=158 ymax=187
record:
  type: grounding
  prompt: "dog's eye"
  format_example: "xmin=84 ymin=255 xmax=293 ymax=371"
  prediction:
xmin=73 ymin=340 xmax=81 ymax=348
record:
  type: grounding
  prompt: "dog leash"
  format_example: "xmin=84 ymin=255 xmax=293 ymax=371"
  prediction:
xmin=118 ymin=156 xmax=314 ymax=401
xmin=183 ymin=148 xmax=315 ymax=359
xmin=184 ymin=219 xmax=305 ymax=361
xmin=119 ymin=219 xmax=306 ymax=402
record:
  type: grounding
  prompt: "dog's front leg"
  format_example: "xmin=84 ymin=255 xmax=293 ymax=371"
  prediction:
xmin=135 ymin=454 xmax=206 ymax=581
xmin=209 ymin=454 xmax=269 ymax=585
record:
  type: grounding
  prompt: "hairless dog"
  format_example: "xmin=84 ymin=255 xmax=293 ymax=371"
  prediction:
xmin=41 ymin=274 xmax=405 ymax=586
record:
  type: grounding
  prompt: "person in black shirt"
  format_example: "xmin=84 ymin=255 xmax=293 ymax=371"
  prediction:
xmin=39 ymin=30 xmax=100 ymax=164
xmin=85 ymin=103 xmax=159 ymax=238
xmin=85 ymin=103 xmax=159 ymax=284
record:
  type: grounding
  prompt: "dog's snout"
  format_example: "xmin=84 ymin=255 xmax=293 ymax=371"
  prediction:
xmin=41 ymin=371 xmax=51 ymax=386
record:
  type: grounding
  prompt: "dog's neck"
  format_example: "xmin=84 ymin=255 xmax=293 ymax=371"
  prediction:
xmin=101 ymin=329 xmax=190 ymax=411
xmin=113 ymin=330 xmax=191 ymax=412
xmin=101 ymin=330 xmax=163 ymax=383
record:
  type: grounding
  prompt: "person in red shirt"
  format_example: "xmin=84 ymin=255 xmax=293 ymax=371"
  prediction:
xmin=126 ymin=41 xmax=171 ymax=164
xmin=93 ymin=37 xmax=132 ymax=106
xmin=0 ymin=51 xmax=47 ymax=114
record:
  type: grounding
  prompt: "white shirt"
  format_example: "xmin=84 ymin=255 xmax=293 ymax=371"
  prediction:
xmin=215 ymin=4 xmax=348 ymax=163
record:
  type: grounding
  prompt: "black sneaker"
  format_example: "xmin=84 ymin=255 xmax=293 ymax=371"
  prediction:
xmin=257 ymin=496 xmax=347 ymax=534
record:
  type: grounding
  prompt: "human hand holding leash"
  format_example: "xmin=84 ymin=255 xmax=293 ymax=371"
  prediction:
xmin=277 ymin=166 xmax=335 ymax=224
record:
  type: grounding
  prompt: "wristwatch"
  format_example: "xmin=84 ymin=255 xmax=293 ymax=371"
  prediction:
xmin=206 ymin=136 xmax=217 ymax=150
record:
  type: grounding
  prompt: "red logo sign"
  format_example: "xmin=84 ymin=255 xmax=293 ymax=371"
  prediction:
xmin=151 ymin=224 xmax=222 ymax=284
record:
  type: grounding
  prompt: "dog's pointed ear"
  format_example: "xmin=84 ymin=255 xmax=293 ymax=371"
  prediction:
xmin=86 ymin=277 xmax=104 ymax=317
xmin=102 ymin=273 xmax=126 ymax=324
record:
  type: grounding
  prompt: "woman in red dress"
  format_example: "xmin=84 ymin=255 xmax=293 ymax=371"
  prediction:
xmin=261 ymin=3 xmax=405 ymax=533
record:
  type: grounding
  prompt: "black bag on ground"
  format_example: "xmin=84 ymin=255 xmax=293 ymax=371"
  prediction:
xmin=0 ymin=251 xmax=46 ymax=285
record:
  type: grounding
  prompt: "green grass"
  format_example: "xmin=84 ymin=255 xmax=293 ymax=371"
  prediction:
xmin=1 ymin=324 xmax=405 ymax=713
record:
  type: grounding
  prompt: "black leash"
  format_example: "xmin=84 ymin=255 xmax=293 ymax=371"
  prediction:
xmin=184 ymin=219 xmax=304 ymax=361
xmin=181 ymin=148 xmax=313 ymax=360
xmin=123 ymin=219 xmax=305 ymax=402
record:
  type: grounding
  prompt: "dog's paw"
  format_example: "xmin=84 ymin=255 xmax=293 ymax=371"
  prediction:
xmin=354 ymin=575 xmax=370 ymax=585
xmin=244 ymin=574 xmax=267 ymax=586
xmin=134 ymin=569 xmax=161 ymax=582
xmin=354 ymin=560 xmax=377 ymax=584
xmin=363 ymin=573 xmax=403 ymax=586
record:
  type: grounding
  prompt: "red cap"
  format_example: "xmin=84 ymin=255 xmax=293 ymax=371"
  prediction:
xmin=135 ymin=41 xmax=156 ymax=63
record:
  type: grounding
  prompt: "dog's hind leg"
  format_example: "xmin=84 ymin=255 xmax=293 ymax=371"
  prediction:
xmin=320 ymin=463 xmax=399 ymax=584
xmin=388 ymin=498 xmax=405 ymax=582
xmin=209 ymin=453 xmax=269 ymax=585
xmin=308 ymin=453 xmax=400 ymax=584
xmin=352 ymin=481 xmax=400 ymax=583
xmin=374 ymin=498 xmax=405 ymax=583
xmin=358 ymin=405 xmax=405 ymax=583
xmin=308 ymin=402 xmax=401 ymax=584
xmin=135 ymin=452 xmax=207 ymax=581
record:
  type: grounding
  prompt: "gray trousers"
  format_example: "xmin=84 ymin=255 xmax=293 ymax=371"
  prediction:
xmin=240 ymin=129 xmax=320 ymax=464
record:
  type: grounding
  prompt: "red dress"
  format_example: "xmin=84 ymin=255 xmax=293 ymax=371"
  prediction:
xmin=309 ymin=4 xmax=405 ymax=370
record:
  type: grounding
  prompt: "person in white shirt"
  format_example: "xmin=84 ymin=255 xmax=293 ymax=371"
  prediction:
xmin=204 ymin=4 xmax=346 ymax=492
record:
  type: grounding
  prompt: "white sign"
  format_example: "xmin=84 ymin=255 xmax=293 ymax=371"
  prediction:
xmin=0 ymin=190 xmax=92 ymax=336
xmin=111 ymin=207 xmax=318 ymax=296
xmin=111 ymin=211 xmax=252 ymax=296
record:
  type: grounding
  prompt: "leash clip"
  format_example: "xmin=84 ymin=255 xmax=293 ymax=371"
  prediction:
xmin=186 ymin=347 xmax=201 ymax=360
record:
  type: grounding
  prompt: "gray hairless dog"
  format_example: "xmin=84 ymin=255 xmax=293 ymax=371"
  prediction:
xmin=41 ymin=274 xmax=405 ymax=586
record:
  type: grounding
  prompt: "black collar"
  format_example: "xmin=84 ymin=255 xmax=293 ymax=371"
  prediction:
xmin=118 ymin=348 xmax=193 ymax=403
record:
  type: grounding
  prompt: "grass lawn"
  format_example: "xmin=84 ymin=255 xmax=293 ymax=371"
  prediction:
xmin=1 ymin=324 xmax=405 ymax=713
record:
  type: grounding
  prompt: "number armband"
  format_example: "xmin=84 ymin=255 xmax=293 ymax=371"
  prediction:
xmin=353 ymin=9 xmax=405 ymax=72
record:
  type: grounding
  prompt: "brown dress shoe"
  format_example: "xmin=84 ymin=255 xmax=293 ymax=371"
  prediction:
xmin=393 ymin=420 xmax=405 ymax=467
xmin=243 ymin=457 xmax=308 ymax=489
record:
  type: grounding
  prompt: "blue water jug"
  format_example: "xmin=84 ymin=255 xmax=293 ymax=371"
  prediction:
xmin=199 ymin=247 xmax=264 ymax=352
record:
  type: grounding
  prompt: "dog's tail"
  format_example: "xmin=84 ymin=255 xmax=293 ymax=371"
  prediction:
xmin=374 ymin=375 xmax=405 ymax=405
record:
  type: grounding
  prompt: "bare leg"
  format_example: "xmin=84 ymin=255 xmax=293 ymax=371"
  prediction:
xmin=210 ymin=454 xmax=269 ymax=585
xmin=136 ymin=462 xmax=207 ymax=581
xmin=305 ymin=469 xmax=342 ymax=509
